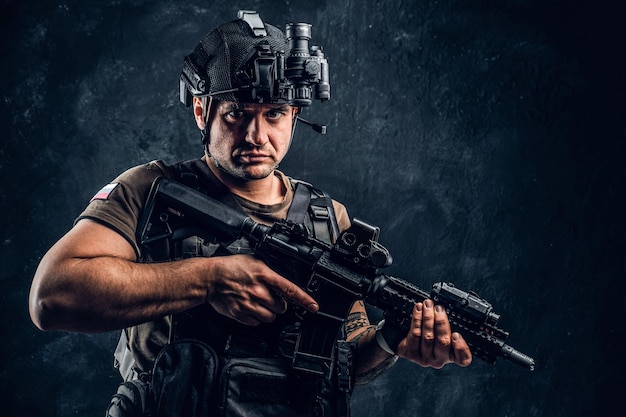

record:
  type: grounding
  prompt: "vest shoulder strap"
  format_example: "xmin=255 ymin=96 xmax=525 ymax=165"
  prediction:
xmin=287 ymin=179 xmax=340 ymax=244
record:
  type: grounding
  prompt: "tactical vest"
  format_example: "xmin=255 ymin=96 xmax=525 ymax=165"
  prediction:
xmin=109 ymin=160 xmax=355 ymax=417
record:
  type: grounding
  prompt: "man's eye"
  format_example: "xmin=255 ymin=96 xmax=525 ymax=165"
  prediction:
xmin=227 ymin=110 xmax=245 ymax=119
xmin=267 ymin=110 xmax=284 ymax=119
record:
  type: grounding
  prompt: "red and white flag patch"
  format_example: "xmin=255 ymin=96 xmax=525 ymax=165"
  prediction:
xmin=90 ymin=183 xmax=119 ymax=202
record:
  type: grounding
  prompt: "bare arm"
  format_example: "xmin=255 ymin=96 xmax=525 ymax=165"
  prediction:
xmin=29 ymin=219 xmax=319 ymax=333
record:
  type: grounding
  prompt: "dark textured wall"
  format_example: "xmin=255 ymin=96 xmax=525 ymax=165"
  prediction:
xmin=1 ymin=0 xmax=624 ymax=416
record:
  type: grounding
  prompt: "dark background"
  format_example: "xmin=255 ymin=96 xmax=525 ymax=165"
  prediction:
xmin=1 ymin=0 xmax=624 ymax=416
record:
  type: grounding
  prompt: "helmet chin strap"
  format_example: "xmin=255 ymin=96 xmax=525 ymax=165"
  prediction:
xmin=291 ymin=108 xmax=300 ymax=141
xmin=202 ymin=130 xmax=211 ymax=157
xmin=201 ymin=97 xmax=214 ymax=158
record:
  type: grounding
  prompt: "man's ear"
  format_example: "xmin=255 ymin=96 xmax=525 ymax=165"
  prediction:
xmin=291 ymin=106 xmax=300 ymax=122
xmin=193 ymin=97 xmax=205 ymax=129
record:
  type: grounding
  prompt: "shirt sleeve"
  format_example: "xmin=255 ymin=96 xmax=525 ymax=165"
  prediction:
xmin=75 ymin=160 xmax=170 ymax=258
xmin=332 ymin=200 xmax=351 ymax=233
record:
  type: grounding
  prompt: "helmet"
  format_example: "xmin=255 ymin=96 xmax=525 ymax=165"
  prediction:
xmin=179 ymin=10 xmax=330 ymax=107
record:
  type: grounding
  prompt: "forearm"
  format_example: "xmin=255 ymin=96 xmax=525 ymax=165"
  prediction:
xmin=30 ymin=254 xmax=212 ymax=333
xmin=351 ymin=325 xmax=397 ymax=377
xmin=345 ymin=304 xmax=398 ymax=383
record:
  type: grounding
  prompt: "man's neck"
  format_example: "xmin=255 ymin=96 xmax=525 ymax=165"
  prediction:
xmin=205 ymin=159 xmax=285 ymax=205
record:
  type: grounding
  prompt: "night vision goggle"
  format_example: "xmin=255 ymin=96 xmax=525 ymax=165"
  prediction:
xmin=179 ymin=11 xmax=330 ymax=110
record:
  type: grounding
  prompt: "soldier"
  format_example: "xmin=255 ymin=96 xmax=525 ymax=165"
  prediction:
xmin=29 ymin=11 xmax=471 ymax=417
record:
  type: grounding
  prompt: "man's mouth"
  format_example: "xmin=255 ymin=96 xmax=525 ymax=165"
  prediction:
xmin=237 ymin=153 xmax=271 ymax=163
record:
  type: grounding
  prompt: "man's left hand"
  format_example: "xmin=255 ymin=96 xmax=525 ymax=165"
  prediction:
xmin=395 ymin=299 xmax=473 ymax=368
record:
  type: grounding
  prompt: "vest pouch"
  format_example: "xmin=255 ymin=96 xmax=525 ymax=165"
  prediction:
xmin=216 ymin=357 xmax=314 ymax=417
xmin=105 ymin=379 xmax=150 ymax=417
xmin=151 ymin=338 xmax=219 ymax=417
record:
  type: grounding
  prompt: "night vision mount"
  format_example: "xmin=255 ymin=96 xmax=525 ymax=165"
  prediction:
xmin=180 ymin=10 xmax=330 ymax=134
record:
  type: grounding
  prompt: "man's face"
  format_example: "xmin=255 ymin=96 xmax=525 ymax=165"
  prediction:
xmin=205 ymin=100 xmax=297 ymax=181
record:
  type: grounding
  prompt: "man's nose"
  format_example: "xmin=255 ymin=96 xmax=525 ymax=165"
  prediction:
xmin=244 ymin=115 xmax=269 ymax=146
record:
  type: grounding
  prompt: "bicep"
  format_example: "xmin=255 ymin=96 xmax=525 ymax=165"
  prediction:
xmin=30 ymin=219 xmax=137 ymax=329
xmin=43 ymin=219 xmax=136 ymax=265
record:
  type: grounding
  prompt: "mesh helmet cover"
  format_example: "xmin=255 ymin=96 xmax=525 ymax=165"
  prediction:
xmin=188 ymin=19 xmax=288 ymax=103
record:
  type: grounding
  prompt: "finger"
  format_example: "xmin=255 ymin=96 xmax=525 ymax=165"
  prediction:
xmin=406 ymin=302 xmax=424 ymax=342
xmin=236 ymin=315 xmax=262 ymax=326
xmin=400 ymin=302 xmax=425 ymax=363
xmin=220 ymin=303 xmax=265 ymax=326
xmin=263 ymin=271 xmax=319 ymax=313
xmin=261 ymin=292 xmax=288 ymax=315
xmin=272 ymin=294 xmax=288 ymax=314
xmin=420 ymin=299 xmax=436 ymax=356
xmin=250 ymin=306 xmax=277 ymax=324
xmin=451 ymin=332 xmax=473 ymax=367
xmin=432 ymin=304 xmax=453 ymax=364
xmin=237 ymin=299 xmax=279 ymax=325
xmin=241 ymin=283 xmax=287 ymax=316
xmin=249 ymin=283 xmax=289 ymax=315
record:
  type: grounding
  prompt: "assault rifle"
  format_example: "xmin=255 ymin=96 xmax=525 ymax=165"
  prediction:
xmin=138 ymin=177 xmax=535 ymax=379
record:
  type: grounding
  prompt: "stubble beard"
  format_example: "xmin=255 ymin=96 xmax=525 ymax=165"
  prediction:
xmin=211 ymin=155 xmax=276 ymax=182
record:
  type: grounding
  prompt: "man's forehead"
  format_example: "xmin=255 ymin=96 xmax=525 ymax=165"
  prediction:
xmin=217 ymin=100 xmax=292 ymax=111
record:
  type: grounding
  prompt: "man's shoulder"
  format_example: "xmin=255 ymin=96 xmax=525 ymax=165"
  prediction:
xmin=283 ymin=174 xmax=328 ymax=197
xmin=114 ymin=158 xmax=208 ymax=186
xmin=283 ymin=174 xmax=343 ymax=203
xmin=114 ymin=159 xmax=173 ymax=184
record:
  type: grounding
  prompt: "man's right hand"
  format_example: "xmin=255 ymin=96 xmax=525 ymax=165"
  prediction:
xmin=205 ymin=254 xmax=319 ymax=325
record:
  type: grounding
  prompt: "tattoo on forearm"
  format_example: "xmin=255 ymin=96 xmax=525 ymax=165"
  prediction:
xmin=345 ymin=311 xmax=370 ymax=335
xmin=350 ymin=325 xmax=376 ymax=344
